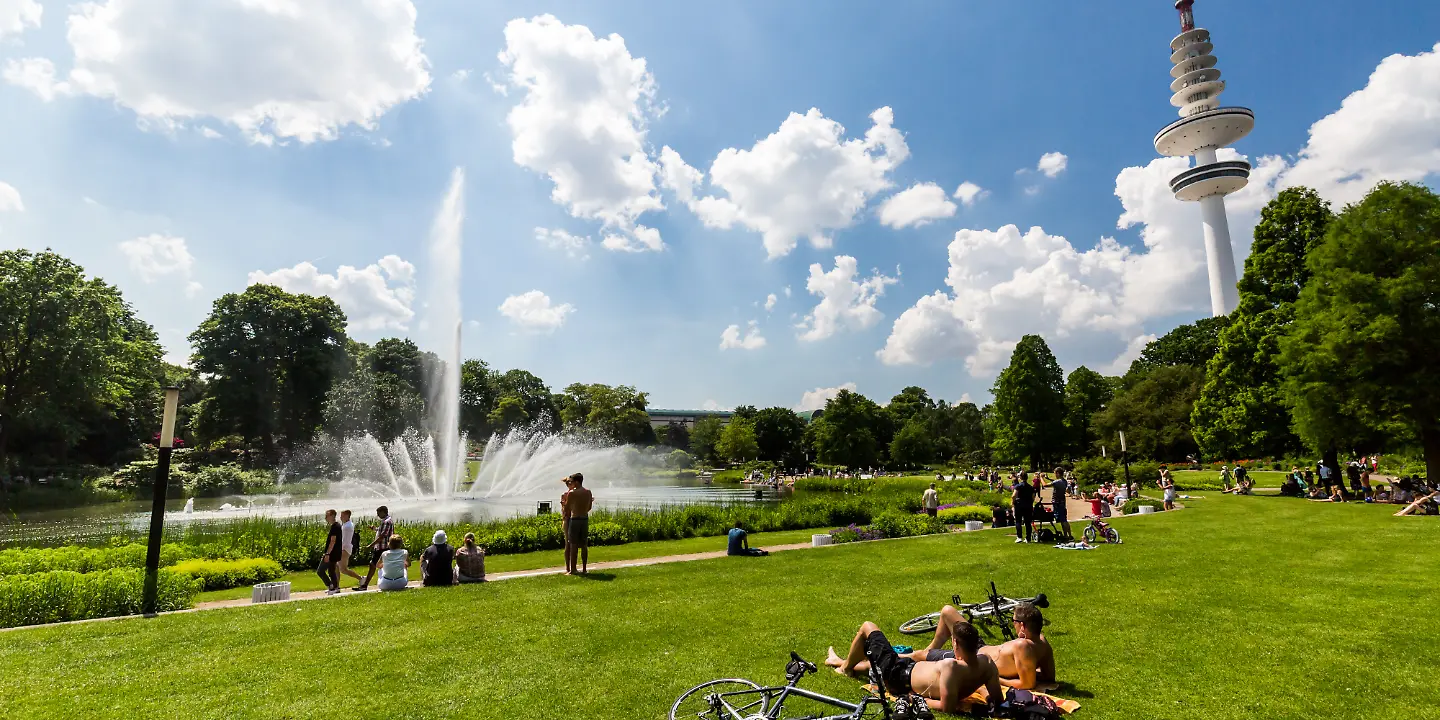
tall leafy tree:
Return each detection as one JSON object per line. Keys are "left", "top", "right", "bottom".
{"left": 752, "top": 407, "right": 806, "bottom": 467}
{"left": 488, "top": 369, "right": 557, "bottom": 434}
{"left": 1091, "top": 365, "right": 1203, "bottom": 461}
{"left": 886, "top": 387, "right": 935, "bottom": 427}
{"left": 323, "top": 338, "right": 431, "bottom": 442}
{"left": 810, "top": 389, "right": 892, "bottom": 469}
{"left": 717, "top": 418, "right": 760, "bottom": 463}
{"left": 459, "top": 359, "right": 497, "bottom": 440}
{"left": 988, "top": 335, "right": 1066, "bottom": 468}
{"left": 557, "top": 383, "right": 654, "bottom": 444}
{"left": 0, "top": 250, "right": 165, "bottom": 473}
{"left": 1279, "top": 182, "right": 1440, "bottom": 480}
{"left": 1063, "top": 366, "right": 1113, "bottom": 459}
{"left": 1193, "top": 187, "right": 1333, "bottom": 459}
{"left": 690, "top": 417, "right": 725, "bottom": 466}
{"left": 1126, "top": 316, "right": 1230, "bottom": 378}
{"left": 656, "top": 422, "right": 690, "bottom": 451}
{"left": 889, "top": 418, "right": 935, "bottom": 468}
{"left": 190, "top": 284, "right": 347, "bottom": 460}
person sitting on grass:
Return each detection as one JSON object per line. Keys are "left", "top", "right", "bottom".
{"left": 421, "top": 530, "right": 456, "bottom": 586}
{"left": 824, "top": 620, "right": 1000, "bottom": 715}
{"left": 377, "top": 535, "right": 410, "bottom": 591}
{"left": 726, "top": 522, "right": 768, "bottom": 557}
{"left": 455, "top": 532, "right": 486, "bottom": 583}
{"left": 894, "top": 603, "right": 1055, "bottom": 690}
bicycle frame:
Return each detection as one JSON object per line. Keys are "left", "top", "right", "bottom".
{"left": 708, "top": 685, "right": 889, "bottom": 720}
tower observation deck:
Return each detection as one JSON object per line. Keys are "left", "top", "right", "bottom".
{"left": 1153, "top": 0, "right": 1254, "bottom": 317}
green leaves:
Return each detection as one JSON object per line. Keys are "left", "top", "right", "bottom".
{"left": 989, "top": 335, "right": 1066, "bottom": 467}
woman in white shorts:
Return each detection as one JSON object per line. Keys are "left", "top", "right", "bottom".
{"left": 378, "top": 535, "right": 410, "bottom": 591}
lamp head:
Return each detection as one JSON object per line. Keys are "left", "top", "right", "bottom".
{"left": 159, "top": 386, "right": 181, "bottom": 448}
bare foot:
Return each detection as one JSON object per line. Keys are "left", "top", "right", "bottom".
{"left": 825, "top": 646, "right": 844, "bottom": 669}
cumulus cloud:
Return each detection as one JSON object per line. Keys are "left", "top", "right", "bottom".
{"left": 0, "top": 181, "right": 22, "bottom": 214}
{"left": 497, "top": 15, "right": 663, "bottom": 252}
{"left": 719, "top": 321, "right": 766, "bottom": 351}
{"left": 660, "top": 107, "right": 909, "bottom": 258}
{"left": 764, "top": 293, "right": 777, "bottom": 312}
{"left": 795, "top": 382, "right": 857, "bottom": 412}
{"left": 3, "top": 0, "right": 430, "bottom": 144}
{"left": 249, "top": 255, "right": 416, "bottom": 332}
{"left": 701, "top": 399, "right": 723, "bottom": 411}
{"left": 1036, "top": 152, "right": 1069, "bottom": 178}
{"left": 1106, "top": 334, "right": 1157, "bottom": 375}
{"left": 498, "top": 290, "right": 574, "bottom": 332}
{"left": 878, "top": 182, "right": 957, "bottom": 229}
{"left": 118, "top": 234, "right": 201, "bottom": 295}
{"left": 0, "top": 0, "right": 41, "bottom": 39}
{"left": 953, "top": 181, "right": 987, "bottom": 207}
{"left": 534, "top": 227, "right": 591, "bottom": 259}
{"left": 797, "top": 256, "right": 898, "bottom": 342}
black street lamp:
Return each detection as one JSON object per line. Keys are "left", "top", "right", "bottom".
{"left": 142, "top": 386, "right": 181, "bottom": 617}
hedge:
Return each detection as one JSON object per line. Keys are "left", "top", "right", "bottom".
{"left": 937, "top": 506, "right": 993, "bottom": 524}
{"left": 170, "top": 558, "right": 285, "bottom": 591}
{"left": 0, "top": 568, "right": 200, "bottom": 628}
{"left": 0, "top": 543, "right": 202, "bottom": 578}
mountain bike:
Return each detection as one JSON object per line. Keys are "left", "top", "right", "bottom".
{"left": 898, "top": 581, "right": 1049, "bottom": 641}
{"left": 670, "top": 651, "right": 912, "bottom": 720}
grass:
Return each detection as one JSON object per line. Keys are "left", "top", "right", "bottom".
{"left": 3, "top": 494, "right": 1438, "bottom": 719}
{"left": 1172, "top": 469, "right": 1288, "bottom": 488}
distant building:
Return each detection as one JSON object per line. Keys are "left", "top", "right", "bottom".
{"left": 647, "top": 409, "right": 735, "bottom": 429}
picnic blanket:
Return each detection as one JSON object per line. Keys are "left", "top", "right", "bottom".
{"left": 862, "top": 683, "right": 1081, "bottom": 715}
{"left": 1053, "top": 541, "right": 1097, "bottom": 550}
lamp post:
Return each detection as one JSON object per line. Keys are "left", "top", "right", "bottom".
{"left": 142, "top": 386, "right": 181, "bottom": 617}
{"left": 1120, "top": 431, "right": 1132, "bottom": 491}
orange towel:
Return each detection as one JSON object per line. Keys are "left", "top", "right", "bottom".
{"left": 863, "top": 684, "right": 1081, "bottom": 715}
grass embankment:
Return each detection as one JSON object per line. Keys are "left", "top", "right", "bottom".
{"left": 5, "top": 494, "right": 1437, "bottom": 719}
{"left": 1172, "top": 469, "right": 1287, "bottom": 488}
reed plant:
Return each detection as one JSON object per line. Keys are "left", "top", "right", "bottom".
{"left": 0, "top": 568, "right": 199, "bottom": 628}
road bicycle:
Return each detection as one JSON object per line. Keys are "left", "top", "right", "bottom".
{"left": 898, "top": 581, "right": 1049, "bottom": 641}
{"left": 670, "top": 651, "right": 915, "bottom": 720}
{"left": 1081, "top": 517, "right": 1121, "bottom": 545}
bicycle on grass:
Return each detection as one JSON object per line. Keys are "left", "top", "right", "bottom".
{"left": 670, "top": 651, "right": 910, "bottom": 720}
{"left": 1081, "top": 517, "right": 1120, "bottom": 544}
{"left": 898, "top": 581, "right": 1049, "bottom": 641}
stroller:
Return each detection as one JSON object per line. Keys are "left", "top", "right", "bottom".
{"left": 1030, "top": 502, "right": 1070, "bottom": 543}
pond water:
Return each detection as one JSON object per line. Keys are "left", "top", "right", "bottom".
{"left": 0, "top": 477, "right": 784, "bottom": 546}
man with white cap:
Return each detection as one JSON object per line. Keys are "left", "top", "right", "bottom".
{"left": 420, "top": 530, "right": 456, "bottom": 587}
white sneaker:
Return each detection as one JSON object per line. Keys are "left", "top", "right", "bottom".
{"left": 1014, "top": 537, "right": 1025, "bottom": 543}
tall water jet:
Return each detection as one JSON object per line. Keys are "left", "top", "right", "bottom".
{"left": 425, "top": 167, "right": 466, "bottom": 498}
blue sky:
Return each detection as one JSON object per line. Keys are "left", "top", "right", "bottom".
{"left": 1, "top": 0, "right": 1438, "bottom": 412}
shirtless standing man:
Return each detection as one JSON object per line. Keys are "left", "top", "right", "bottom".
{"left": 824, "top": 620, "right": 1000, "bottom": 715}
{"left": 563, "top": 472, "right": 593, "bottom": 575}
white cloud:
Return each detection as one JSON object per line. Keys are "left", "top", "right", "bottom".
{"left": 600, "top": 225, "right": 663, "bottom": 253}
{"left": 497, "top": 15, "right": 662, "bottom": 251}
{"left": 0, "top": 0, "right": 40, "bottom": 39}
{"left": 701, "top": 399, "right": 722, "bottom": 411}
{"left": 797, "top": 255, "right": 898, "bottom": 342}
{"left": 764, "top": 293, "right": 777, "bottom": 312}
{"left": 958, "top": 393, "right": 973, "bottom": 405}
{"left": 661, "top": 107, "right": 909, "bottom": 258}
{"left": 118, "top": 234, "right": 202, "bottom": 297}
{"left": 0, "top": 181, "right": 22, "bottom": 213}
{"left": 1037, "top": 152, "right": 1069, "bottom": 178}
{"left": 451, "top": 69, "right": 470, "bottom": 82}
{"left": 249, "top": 255, "right": 416, "bottom": 332}
{"left": 795, "top": 382, "right": 856, "bottom": 412}
{"left": 783, "top": 286, "right": 791, "bottom": 297}
{"left": 1106, "top": 334, "right": 1157, "bottom": 375}
{"left": 719, "top": 321, "right": 766, "bottom": 351}
{"left": 953, "top": 181, "right": 987, "bottom": 207}
{"left": 534, "top": 227, "right": 591, "bottom": 259}
{"left": 4, "top": 0, "right": 430, "bottom": 144}
{"left": 498, "top": 290, "right": 574, "bottom": 332}
{"left": 878, "top": 182, "right": 957, "bottom": 229}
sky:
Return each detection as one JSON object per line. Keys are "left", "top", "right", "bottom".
{"left": 1, "top": 1, "right": 1438, "bottom": 413}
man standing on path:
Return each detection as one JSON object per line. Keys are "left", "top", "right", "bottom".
{"left": 1049, "top": 468, "right": 1071, "bottom": 540}
{"left": 356, "top": 505, "right": 394, "bottom": 591}
{"left": 1012, "top": 472, "right": 1034, "bottom": 544}
{"left": 923, "top": 483, "right": 940, "bottom": 517}
{"left": 563, "top": 472, "right": 594, "bottom": 575}
{"left": 317, "top": 509, "right": 342, "bottom": 595}
{"left": 337, "top": 509, "right": 363, "bottom": 587}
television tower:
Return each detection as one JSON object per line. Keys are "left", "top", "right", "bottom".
{"left": 1154, "top": 0, "right": 1253, "bottom": 316}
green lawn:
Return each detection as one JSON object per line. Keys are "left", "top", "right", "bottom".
{"left": 1172, "top": 469, "right": 1289, "bottom": 487}
{"left": 3, "top": 495, "right": 1437, "bottom": 719}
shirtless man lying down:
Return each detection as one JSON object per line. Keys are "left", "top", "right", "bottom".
{"left": 824, "top": 620, "right": 1001, "bottom": 715}
{"left": 905, "top": 602, "right": 1055, "bottom": 690}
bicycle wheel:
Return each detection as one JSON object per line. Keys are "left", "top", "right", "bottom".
{"left": 899, "top": 612, "right": 941, "bottom": 635}
{"left": 1082, "top": 525, "right": 1097, "bottom": 544}
{"left": 670, "top": 679, "right": 766, "bottom": 720}
{"left": 1104, "top": 526, "right": 1121, "bottom": 544}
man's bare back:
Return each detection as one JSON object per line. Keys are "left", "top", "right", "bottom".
{"left": 910, "top": 654, "right": 1000, "bottom": 710}
{"left": 568, "top": 486, "right": 593, "bottom": 516}
{"left": 979, "top": 634, "right": 1054, "bottom": 689}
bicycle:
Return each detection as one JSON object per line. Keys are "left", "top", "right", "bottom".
{"left": 898, "top": 581, "right": 1049, "bottom": 641}
{"left": 670, "top": 651, "right": 913, "bottom": 720}
{"left": 1081, "top": 517, "right": 1120, "bottom": 544}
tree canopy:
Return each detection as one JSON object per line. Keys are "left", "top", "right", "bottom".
{"left": 1063, "top": 366, "right": 1113, "bottom": 458}
{"left": 988, "top": 335, "right": 1066, "bottom": 467}
{"left": 1092, "top": 365, "right": 1203, "bottom": 462}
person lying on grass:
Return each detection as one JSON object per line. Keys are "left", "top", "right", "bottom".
{"left": 861, "top": 602, "right": 1056, "bottom": 690}
{"left": 825, "top": 620, "right": 1000, "bottom": 715}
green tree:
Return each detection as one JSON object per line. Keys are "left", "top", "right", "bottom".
{"left": 731, "top": 405, "right": 758, "bottom": 421}
{"left": 886, "top": 387, "right": 935, "bottom": 427}
{"left": 690, "top": 417, "right": 725, "bottom": 466}
{"left": 889, "top": 418, "right": 935, "bottom": 468}
{"left": 988, "top": 335, "right": 1066, "bottom": 468}
{"left": 0, "top": 249, "right": 166, "bottom": 474}
{"left": 1091, "top": 365, "right": 1203, "bottom": 461}
{"left": 656, "top": 422, "right": 690, "bottom": 451}
{"left": 488, "top": 369, "right": 557, "bottom": 434}
{"left": 1279, "top": 182, "right": 1440, "bottom": 480}
{"left": 1063, "top": 366, "right": 1113, "bottom": 459}
{"left": 752, "top": 407, "right": 806, "bottom": 467}
{"left": 459, "top": 359, "right": 497, "bottom": 440}
{"left": 323, "top": 338, "right": 431, "bottom": 442}
{"left": 717, "top": 418, "right": 759, "bottom": 463}
{"left": 557, "top": 383, "right": 654, "bottom": 444}
{"left": 1193, "top": 187, "right": 1333, "bottom": 460}
{"left": 810, "top": 389, "right": 892, "bottom": 469}
{"left": 190, "top": 284, "right": 348, "bottom": 460}
{"left": 1127, "top": 316, "right": 1230, "bottom": 378}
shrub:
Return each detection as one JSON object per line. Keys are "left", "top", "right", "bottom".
{"left": 1128, "top": 461, "right": 1162, "bottom": 488}
{"left": 665, "top": 450, "right": 694, "bottom": 470}
{"left": 937, "top": 506, "right": 992, "bottom": 524}
{"left": 0, "top": 568, "right": 200, "bottom": 628}
{"left": 1121, "top": 499, "right": 1161, "bottom": 515}
{"left": 585, "top": 521, "right": 631, "bottom": 546}
{"left": 830, "top": 524, "right": 884, "bottom": 544}
{"left": 169, "top": 558, "right": 285, "bottom": 591}
{"left": 184, "top": 464, "right": 277, "bottom": 496}
{"left": 1074, "top": 457, "right": 1118, "bottom": 489}
{"left": 0, "top": 543, "right": 202, "bottom": 577}
{"left": 869, "top": 510, "right": 947, "bottom": 540}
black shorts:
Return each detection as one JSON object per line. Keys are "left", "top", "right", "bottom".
{"left": 864, "top": 630, "right": 914, "bottom": 695}
{"left": 926, "top": 649, "right": 955, "bottom": 662}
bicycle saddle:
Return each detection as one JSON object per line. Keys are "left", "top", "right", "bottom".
{"left": 1032, "top": 593, "right": 1049, "bottom": 608}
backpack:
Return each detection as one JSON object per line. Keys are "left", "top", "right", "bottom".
{"left": 1001, "top": 689, "right": 1062, "bottom": 720}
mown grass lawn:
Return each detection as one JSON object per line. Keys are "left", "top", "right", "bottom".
{"left": 2, "top": 494, "right": 1436, "bottom": 720}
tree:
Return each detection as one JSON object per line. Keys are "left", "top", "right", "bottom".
{"left": 1063, "top": 366, "right": 1113, "bottom": 459}
{"left": 1279, "top": 182, "right": 1440, "bottom": 481}
{"left": 459, "top": 359, "right": 497, "bottom": 440}
{"left": 0, "top": 250, "right": 166, "bottom": 474}
{"left": 988, "top": 335, "right": 1066, "bottom": 468}
{"left": 557, "top": 383, "right": 654, "bottom": 444}
{"left": 488, "top": 369, "right": 557, "bottom": 434}
{"left": 656, "top": 422, "right": 690, "bottom": 451}
{"left": 752, "top": 407, "right": 806, "bottom": 467}
{"left": 1193, "top": 187, "right": 1333, "bottom": 460}
{"left": 889, "top": 418, "right": 935, "bottom": 468}
{"left": 717, "top": 418, "right": 759, "bottom": 463}
{"left": 886, "top": 387, "right": 935, "bottom": 427}
{"left": 323, "top": 338, "right": 431, "bottom": 442}
{"left": 1091, "top": 365, "right": 1203, "bottom": 461}
{"left": 810, "top": 389, "right": 892, "bottom": 469}
{"left": 190, "top": 284, "right": 347, "bottom": 460}
{"left": 732, "top": 405, "right": 758, "bottom": 421}
{"left": 690, "top": 417, "right": 725, "bottom": 466}
{"left": 1126, "top": 316, "right": 1230, "bottom": 377}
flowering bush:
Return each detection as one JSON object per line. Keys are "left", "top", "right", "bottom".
{"left": 830, "top": 524, "right": 885, "bottom": 544}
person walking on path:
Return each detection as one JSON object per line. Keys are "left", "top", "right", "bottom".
{"left": 337, "top": 509, "right": 363, "bottom": 587}
{"left": 1012, "top": 472, "right": 1034, "bottom": 544}
{"left": 317, "top": 509, "right": 342, "bottom": 595}
{"left": 357, "top": 505, "right": 395, "bottom": 591}
{"left": 923, "top": 483, "right": 940, "bottom": 517}
{"left": 563, "top": 472, "right": 594, "bottom": 575}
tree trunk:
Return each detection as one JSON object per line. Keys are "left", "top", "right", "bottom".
{"left": 1323, "top": 442, "right": 1341, "bottom": 491}
{"left": 1422, "top": 425, "right": 1440, "bottom": 486}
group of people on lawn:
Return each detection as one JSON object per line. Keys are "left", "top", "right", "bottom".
{"left": 824, "top": 602, "right": 1056, "bottom": 715}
